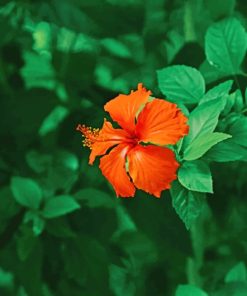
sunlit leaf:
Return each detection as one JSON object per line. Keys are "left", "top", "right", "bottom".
{"left": 157, "top": 65, "right": 205, "bottom": 104}
{"left": 184, "top": 132, "right": 231, "bottom": 161}
{"left": 178, "top": 160, "right": 213, "bottom": 193}
{"left": 205, "top": 18, "right": 247, "bottom": 75}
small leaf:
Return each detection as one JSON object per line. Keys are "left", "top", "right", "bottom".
{"left": 183, "top": 98, "right": 225, "bottom": 147}
{"left": 109, "top": 264, "right": 136, "bottom": 296}
{"left": 17, "top": 227, "right": 37, "bottom": 261}
{"left": 39, "top": 106, "right": 69, "bottom": 136}
{"left": 178, "top": 160, "right": 213, "bottom": 193}
{"left": 225, "top": 262, "right": 247, "bottom": 283}
{"left": 184, "top": 132, "right": 231, "bottom": 161}
{"left": 24, "top": 211, "right": 46, "bottom": 236}
{"left": 42, "top": 195, "right": 80, "bottom": 219}
{"left": 74, "top": 188, "right": 115, "bottom": 208}
{"left": 101, "top": 38, "right": 131, "bottom": 58}
{"left": 157, "top": 65, "right": 205, "bottom": 104}
{"left": 176, "top": 284, "right": 208, "bottom": 296}
{"left": 170, "top": 181, "right": 205, "bottom": 230}
{"left": 205, "top": 18, "right": 247, "bottom": 75}
{"left": 11, "top": 177, "right": 42, "bottom": 210}
{"left": 229, "top": 115, "right": 247, "bottom": 147}
{"left": 200, "top": 80, "right": 233, "bottom": 104}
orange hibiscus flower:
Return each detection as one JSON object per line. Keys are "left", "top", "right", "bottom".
{"left": 76, "top": 83, "right": 189, "bottom": 198}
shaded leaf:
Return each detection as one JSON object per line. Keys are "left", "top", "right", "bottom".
{"left": 225, "top": 262, "right": 247, "bottom": 283}
{"left": 74, "top": 188, "right": 115, "bottom": 208}
{"left": 176, "top": 284, "right": 208, "bottom": 296}
{"left": 42, "top": 195, "right": 80, "bottom": 219}
{"left": 11, "top": 177, "right": 42, "bottom": 210}
{"left": 205, "top": 138, "right": 247, "bottom": 162}
{"left": 170, "top": 181, "right": 205, "bottom": 229}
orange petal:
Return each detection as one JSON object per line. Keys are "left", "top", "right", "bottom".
{"left": 104, "top": 83, "right": 151, "bottom": 134}
{"left": 136, "top": 99, "right": 189, "bottom": 145}
{"left": 78, "top": 120, "right": 131, "bottom": 165}
{"left": 99, "top": 144, "right": 135, "bottom": 198}
{"left": 128, "top": 145, "right": 179, "bottom": 197}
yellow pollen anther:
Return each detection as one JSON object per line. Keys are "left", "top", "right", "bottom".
{"left": 76, "top": 124, "right": 100, "bottom": 149}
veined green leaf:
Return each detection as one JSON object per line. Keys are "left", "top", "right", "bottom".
{"left": 205, "top": 18, "right": 247, "bottom": 75}
{"left": 157, "top": 65, "right": 205, "bottom": 104}
{"left": 178, "top": 160, "right": 213, "bottom": 193}
{"left": 11, "top": 177, "right": 43, "bottom": 210}
{"left": 205, "top": 139, "right": 247, "bottom": 162}
{"left": 184, "top": 132, "right": 231, "bottom": 161}
{"left": 200, "top": 80, "right": 233, "bottom": 104}
{"left": 170, "top": 181, "right": 205, "bottom": 230}
{"left": 42, "top": 195, "right": 80, "bottom": 219}
{"left": 183, "top": 98, "right": 225, "bottom": 148}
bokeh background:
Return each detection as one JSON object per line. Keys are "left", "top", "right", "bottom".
{"left": 0, "top": 0, "right": 247, "bottom": 295}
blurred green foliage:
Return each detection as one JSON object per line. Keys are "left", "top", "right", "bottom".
{"left": 0, "top": 0, "right": 247, "bottom": 295}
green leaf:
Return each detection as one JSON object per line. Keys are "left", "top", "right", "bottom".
{"left": 225, "top": 262, "right": 247, "bottom": 283}
{"left": 184, "top": 132, "right": 231, "bottom": 161}
{"left": 205, "top": 139, "right": 247, "bottom": 162}
{"left": 157, "top": 65, "right": 205, "bottom": 104}
{"left": 10, "top": 177, "right": 43, "bottom": 210}
{"left": 101, "top": 38, "right": 131, "bottom": 58}
{"left": 42, "top": 195, "right": 80, "bottom": 219}
{"left": 178, "top": 160, "right": 213, "bottom": 193}
{"left": 176, "top": 284, "right": 208, "bottom": 296}
{"left": 183, "top": 99, "right": 225, "bottom": 147}
{"left": 24, "top": 211, "right": 46, "bottom": 236}
{"left": 39, "top": 106, "right": 69, "bottom": 136}
{"left": 21, "top": 51, "right": 56, "bottom": 90}
{"left": 205, "top": 18, "right": 247, "bottom": 75}
{"left": 170, "top": 181, "right": 205, "bottom": 230}
{"left": 74, "top": 188, "right": 115, "bottom": 208}
{"left": 200, "top": 80, "right": 233, "bottom": 104}
{"left": 17, "top": 227, "right": 37, "bottom": 261}
{"left": 229, "top": 116, "right": 247, "bottom": 147}
{"left": 109, "top": 264, "right": 135, "bottom": 296}
{"left": 199, "top": 60, "right": 224, "bottom": 84}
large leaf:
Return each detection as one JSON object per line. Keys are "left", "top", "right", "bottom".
{"left": 176, "top": 284, "right": 208, "bottom": 296}
{"left": 157, "top": 65, "right": 205, "bottom": 104}
{"left": 178, "top": 160, "right": 213, "bottom": 193}
{"left": 205, "top": 139, "right": 247, "bottom": 162}
{"left": 183, "top": 132, "right": 231, "bottom": 161}
{"left": 42, "top": 195, "right": 80, "bottom": 219}
{"left": 183, "top": 98, "right": 225, "bottom": 147}
{"left": 11, "top": 177, "right": 43, "bottom": 210}
{"left": 205, "top": 18, "right": 247, "bottom": 75}
{"left": 170, "top": 181, "right": 205, "bottom": 229}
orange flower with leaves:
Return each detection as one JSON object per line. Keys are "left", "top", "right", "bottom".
{"left": 77, "top": 83, "right": 189, "bottom": 198}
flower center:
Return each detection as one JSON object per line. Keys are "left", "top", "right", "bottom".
{"left": 76, "top": 124, "right": 100, "bottom": 149}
